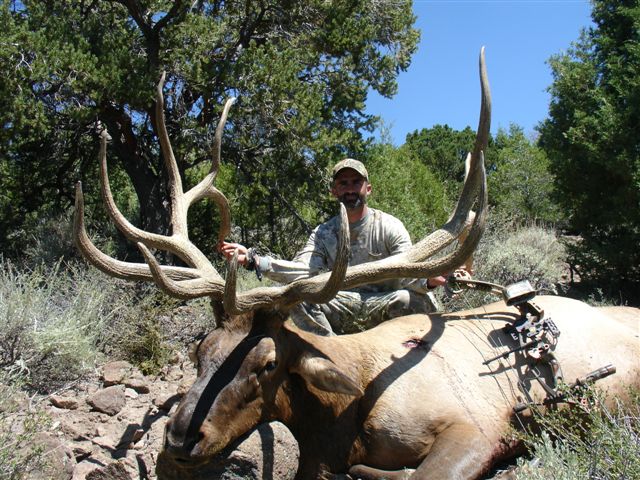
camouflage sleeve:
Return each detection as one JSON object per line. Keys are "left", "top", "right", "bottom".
{"left": 259, "top": 226, "right": 329, "bottom": 284}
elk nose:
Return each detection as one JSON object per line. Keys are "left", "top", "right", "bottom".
{"left": 163, "top": 419, "right": 203, "bottom": 461}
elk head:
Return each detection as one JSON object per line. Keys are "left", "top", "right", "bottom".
{"left": 74, "top": 49, "right": 491, "bottom": 468}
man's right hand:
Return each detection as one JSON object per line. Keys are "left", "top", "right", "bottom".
{"left": 219, "top": 242, "right": 249, "bottom": 266}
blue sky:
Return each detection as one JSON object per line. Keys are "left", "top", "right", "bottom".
{"left": 366, "top": 0, "right": 594, "bottom": 144}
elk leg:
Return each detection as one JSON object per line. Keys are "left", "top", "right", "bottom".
{"left": 410, "top": 423, "right": 491, "bottom": 480}
{"left": 348, "top": 464, "right": 411, "bottom": 479}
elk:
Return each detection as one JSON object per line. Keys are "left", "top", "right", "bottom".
{"left": 74, "top": 49, "right": 640, "bottom": 479}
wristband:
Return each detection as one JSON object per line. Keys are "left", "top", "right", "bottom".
{"left": 245, "top": 247, "right": 263, "bottom": 281}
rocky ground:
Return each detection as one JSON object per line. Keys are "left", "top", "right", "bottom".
{"left": 14, "top": 358, "right": 299, "bottom": 480}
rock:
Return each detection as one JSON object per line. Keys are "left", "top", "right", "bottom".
{"left": 156, "top": 421, "right": 299, "bottom": 480}
{"left": 86, "top": 461, "right": 133, "bottom": 480}
{"left": 50, "top": 395, "right": 80, "bottom": 410}
{"left": 152, "top": 391, "right": 180, "bottom": 411}
{"left": 121, "top": 451, "right": 152, "bottom": 478}
{"left": 124, "top": 377, "right": 150, "bottom": 394}
{"left": 168, "top": 351, "right": 183, "bottom": 365}
{"left": 102, "top": 361, "right": 135, "bottom": 387}
{"left": 73, "top": 460, "right": 106, "bottom": 480}
{"left": 163, "top": 366, "right": 185, "bottom": 382}
{"left": 176, "top": 379, "right": 192, "bottom": 397}
{"left": 70, "top": 443, "right": 93, "bottom": 462}
{"left": 91, "top": 435, "right": 117, "bottom": 449}
{"left": 124, "top": 388, "right": 139, "bottom": 399}
{"left": 87, "top": 385, "right": 126, "bottom": 416}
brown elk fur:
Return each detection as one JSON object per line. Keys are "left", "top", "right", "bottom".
{"left": 163, "top": 296, "right": 639, "bottom": 479}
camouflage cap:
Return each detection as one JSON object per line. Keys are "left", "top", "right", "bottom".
{"left": 332, "top": 158, "right": 369, "bottom": 181}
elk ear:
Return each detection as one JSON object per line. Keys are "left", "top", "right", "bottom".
{"left": 292, "top": 354, "right": 363, "bottom": 397}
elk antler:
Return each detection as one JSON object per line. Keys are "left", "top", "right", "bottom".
{"left": 74, "top": 72, "right": 350, "bottom": 306}
{"left": 75, "top": 48, "right": 489, "bottom": 313}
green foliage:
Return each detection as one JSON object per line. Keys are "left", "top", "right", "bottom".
{"left": 1, "top": 0, "right": 419, "bottom": 261}
{"left": 404, "top": 124, "right": 478, "bottom": 192}
{"left": 364, "top": 141, "right": 449, "bottom": 241}
{"left": 405, "top": 124, "right": 561, "bottom": 226}
{"left": 538, "top": 0, "right": 640, "bottom": 288}
{"left": 516, "top": 387, "right": 640, "bottom": 479}
{"left": 0, "top": 258, "right": 195, "bottom": 390}
{"left": 0, "top": 260, "right": 110, "bottom": 390}
{"left": 489, "top": 126, "right": 561, "bottom": 224}
{"left": 100, "top": 289, "right": 182, "bottom": 376}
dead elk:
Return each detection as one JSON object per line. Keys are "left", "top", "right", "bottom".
{"left": 74, "top": 50, "right": 640, "bottom": 480}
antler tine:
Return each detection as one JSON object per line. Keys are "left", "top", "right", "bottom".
{"left": 279, "top": 203, "right": 350, "bottom": 306}
{"left": 73, "top": 182, "right": 199, "bottom": 281}
{"left": 473, "top": 46, "right": 491, "bottom": 164}
{"left": 184, "top": 97, "right": 236, "bottom": 244}
{"left": 155, "top": 71, "right": 186, "bottom": 236}
{"left": 137, "top": 242, "right": 224, "bottom": 299}
{"left": 97, "top": 128, "right": 172, "bottom": 251}
{"left": 223, "top": 251, "right": 241, "bottom": 315}
{"left": 337, "top": 152, "right": 486, "bottom": 288}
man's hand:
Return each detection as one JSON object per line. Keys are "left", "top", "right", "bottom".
{"left": 219, "top": 242, "right": 249, "bottom": 266}
{"left": 426, "top": 276, "right": 447, "bottom": 289}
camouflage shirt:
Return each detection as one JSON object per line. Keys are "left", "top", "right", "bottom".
{"left": 259, "top": 208, "right": 429, "bottom": 293}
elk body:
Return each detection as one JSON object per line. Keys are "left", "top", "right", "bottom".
{"left": 163, "top": 297, "right": 639, "bottom": 479}
{"left": 74, "top": 49, "right": 640, "bottom": 479}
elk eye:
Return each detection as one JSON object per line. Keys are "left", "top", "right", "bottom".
{"left": 262, "top": 360, "right": 277, "bottom": 374}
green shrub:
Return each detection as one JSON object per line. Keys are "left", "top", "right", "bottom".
{"left": 0, "top": 258, "right": 204, "bottom": 389}
{"left": 0, "top": 260, "right": 114, "bottom": 390}
{"left": 516, "top": 387, "right": 640, "bottom": 479}
{"left": 99, "top": 288, "right": 181, "bottom": 376}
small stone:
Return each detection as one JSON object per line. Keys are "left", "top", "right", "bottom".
{"left": 124, "top": 388, "right": 139, "bottom": 399}
{"left": 50, "top": 395, "right": 80, "bottom": 410}
{"left": 176, "top": 379, "right": 192, "bottom": 397}
{"left": 86, "top": 461, "right": 133, "bottom": 480}
{"left": 168, "top": 351, "right": 182, "bottom": 365}
{"left": 102, "top": 361, "right": 134, "bottom": 387}
{"left": 92, "top": 435, "right": 117, "bottom": 449}
{"left": 73, "top": 461, "right": 104, "bottom": 480}
{"left": 153, "top": 392, "right": 179, "bottom": 411}
{"left": 87, "top": 385, "right": 126, "bottom": 416}
{"left": 132, "top": 428, "right": 145, "bottom": 443}
{"left": 71, "top": 444, "right": 93, "bottom": 462}
{"left": 124, "top": 377, "right": 149, "bottom": 394}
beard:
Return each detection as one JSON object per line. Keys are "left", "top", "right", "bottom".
{"left": 338, "top": 192, "right": 366, "bottom": 210}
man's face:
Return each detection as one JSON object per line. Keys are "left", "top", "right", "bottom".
{"left": 330, "top": 168, "right": 371, "bottom": 209}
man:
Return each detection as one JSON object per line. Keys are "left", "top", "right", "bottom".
{"left": 220, "top": 158, "right": 446, "bottom": 335}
